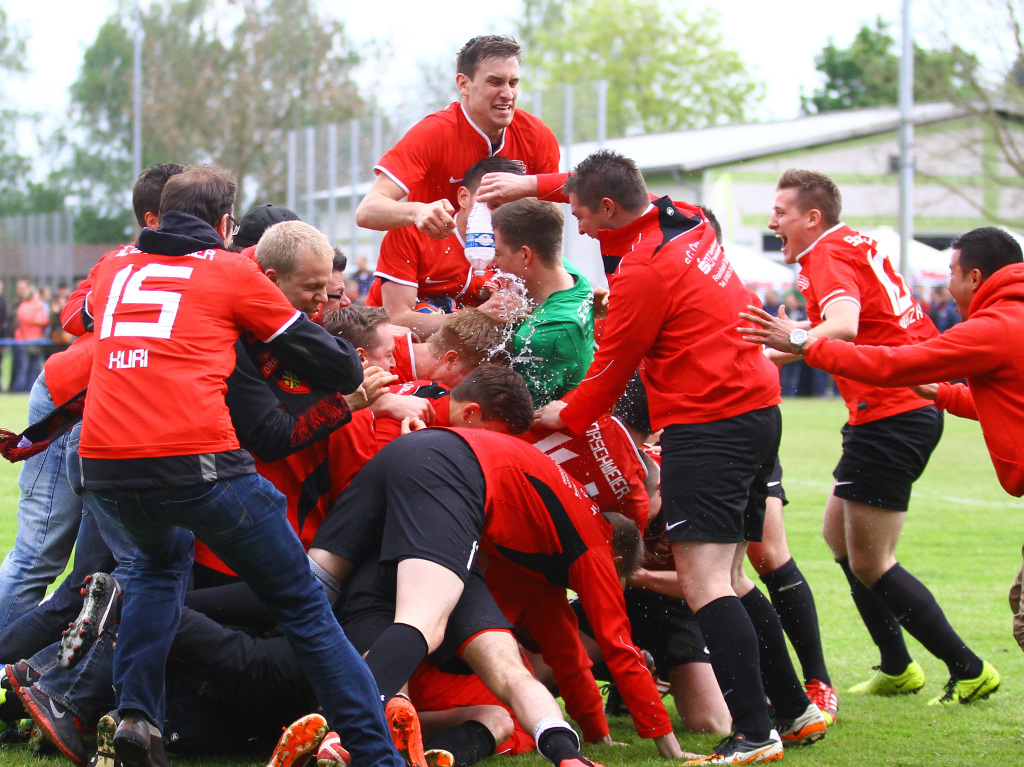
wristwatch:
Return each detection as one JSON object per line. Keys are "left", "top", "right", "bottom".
{"left": 789, "top": 328, "right": 809, "bottom": 354}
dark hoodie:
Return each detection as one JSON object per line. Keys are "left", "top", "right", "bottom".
{"left": 805, "top": 262, "right": 1024, "bottom": 496}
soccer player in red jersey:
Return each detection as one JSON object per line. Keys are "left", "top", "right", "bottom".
{"left": 364, "top": 157, "right": 525, "bottom": 339}
{"left": 77, "top": 165, "right": 402, "bottom": 767}
{"left": 534, "top": 151, "right": 824, "bottom": 765}
{"left": 741, "top": 200, "right": 1003, "bottom": 705}
{"left": 389, "top": 309, "right": 506, "bottom": 386}
{"left": 356, "top": 36, "right": 559, "bottom": 240}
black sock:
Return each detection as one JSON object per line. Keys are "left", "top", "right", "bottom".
{"left": 872, "top": 564, "right": 983, "bottom": 679}
{"left": 363, "top": 623, "right": 428, "bottom": 700}
{"left": 695, "top": 596, "right": 773, "bottom": 741}
{"left": 740, "top": 586, "right": 809, "bottom": 719}
{"left": 426, "top": 721, "right": 496, "bottom": 767}
{"left": 535, "top": 723, "right": 587, "bottom": 765}
{"left": 836, "top": 556, "right": 912, "bottom": 675}
{"left": 762, "top": 558, "right": 831, "bottom": 685}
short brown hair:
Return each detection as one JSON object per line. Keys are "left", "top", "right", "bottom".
{"left": 427, "top": 309, "right": 509, "bottom": 368}
{"left": 776, "top": 169, "right": 842, "bottom": 228}
{"left": 564, "top": 150, "right": 648, "bottom": 214}
{"left": 255, "top": 221, "right": 333, "bottom": 278}
{"left": 456, "top": 36, "right": 521, "bottom": 79}
{"left": 462, "top": 157, "right": 524, "bottom": 195}
{"left": 159, "top": 164, "right": 237, "bottom": 228}
{"left": 133, "top": 163, "right": 185, "bottom": 227}
{"left": 492, "top": 198, "right": 564, "bottom": 267}
{"left": 320, "top": 305, "right": 390, "bottom": 352}
{"left": 449, "top": 364, "right": 533, "bottom": 434}
{"left": 604, "top": 511, "right": 642, "bottom": 577}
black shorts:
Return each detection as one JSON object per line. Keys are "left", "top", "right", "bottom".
{"left": 659, "top": 405, "right": 782, "bottom": 544}
{"left": 767, "top": 458, "right": 788, "bottom": 505}
{"left": 833, "top": 406, "right": 943, "bottom": 512}
{"left": 337, "top": 556, "right": 511, "bottom": 670}
{"left": 571, "top": 591, "right": 708, "bottom": 672}
{"left": 311, "top": 429, "right": 486, "bottom": 581}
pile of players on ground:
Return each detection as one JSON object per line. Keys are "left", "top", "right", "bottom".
{"left": 0, "top": 33, "right": 1016, "bottom": 767}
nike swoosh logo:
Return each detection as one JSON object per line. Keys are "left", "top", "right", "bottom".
{"left": 664, "top": 519, "right": 688, "bottom": 531}
{"left": 835, "top": 481, "right": 853, "bottom": 486}
{"left": 767, "top": 481, "right": 781, "bottom": 487}
{"left": 777, "top": 581, "right": 805, "bottom": 592}
{"left": 449, "top": 176, "right": 463, "bottom": 184}
{"left": 423, "top": 277, "right": 448, "bottom": 284}
{"left": 49, "top": 699, "right": 66, "bottom": 719}
{"left": 736, "top": 746, "right": 778, "bottom": 764}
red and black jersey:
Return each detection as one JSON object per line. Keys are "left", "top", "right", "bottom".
{"left": 560, "top": 198, "right": 781, "bottom": 434}
{"left": 374, "top": 381, "right": 451, "bottom": 449}
{"left": 522, "top": 414, "right": 649, "bottom": 531}
{"left": 797, "top": 224, "right": 939, "bottom": 424}
{"left": 449, "top": 428, "right": 672, "bottom": 740}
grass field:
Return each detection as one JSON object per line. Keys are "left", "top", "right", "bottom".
{"left": 0, "top": 393, "right": 1020, "bottom": 766}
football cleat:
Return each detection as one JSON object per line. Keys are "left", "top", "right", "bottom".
{"left": 92, "top": 711, "right": 123, "bottom": 767}
{"left": 775, "top": 702, "right": 827, "bottom": 747}
{"left": 18, "top": 685, "right": 88, "bottom": 766}
{"left": 315, "top": 731, "right": 350, "bottom": 767}
{"left": 60, "top": 572, "right": 120, "bottom": 670}
{"left": 424, "top": 749, "right": 454, "bottom": 767}
{"left": 848, "top": 661, "right": 924, "bottom": 696}
{"left": 681, "top": 731, "right": 784, "bottom": 765}
{"left": 928, "top": 661, "right": 1000, "bottom": 705}
{"left": 803, "top": 680, "right": 838, "bottom": 726}
{"left": 386, "top": 695, "right": 427, "bottom": 767}
{"left": 267, "top": 714, "right": 329, "bottom": 767}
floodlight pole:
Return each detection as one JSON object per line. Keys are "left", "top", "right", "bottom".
{"left": 132, "top": 2, "right": 143, "bottom": 181}
{"left": 898, "top": 0, "right": 914, "bottom": 277}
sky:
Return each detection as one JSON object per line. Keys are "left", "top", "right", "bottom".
{"left": 3, "top": 0, "right": 978, "bottom": 172}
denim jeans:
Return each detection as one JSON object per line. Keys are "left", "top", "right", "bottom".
{"left": 0, "top": 373, "right": 84, "bottom": 629}
{"left": 89, "top": 473, "right": 401, "bottom": 767}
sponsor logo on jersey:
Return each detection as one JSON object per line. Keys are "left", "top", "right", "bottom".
{"left": 278, "top": 371, "right": 310, "bottom": 394}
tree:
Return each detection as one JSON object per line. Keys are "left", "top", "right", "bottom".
{"left": 517, "top": 0, "right": 763, "bottom": 138}
{"left": 61, "top": 0, "right": 365, "bottom": 241}
{"left": 803, "top": 17, "right": 979, "bottom": 114}
{"left": 0, "top": 8, "right": 37, "bottom": 216}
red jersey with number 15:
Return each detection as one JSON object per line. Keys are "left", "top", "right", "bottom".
{"left": 81, "top": 246, "right": 301, "bottom": 459}
{"left": 797, "top": 224, "right": 938, "bottom": 425}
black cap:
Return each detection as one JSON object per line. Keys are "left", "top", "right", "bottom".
{"left": 232, "top": 204, "right": 300, "bottom": 249}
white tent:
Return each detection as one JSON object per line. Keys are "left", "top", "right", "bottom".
{"left": 866, "top": 226, "right": 949, "bottom": 287}
{"left": 722, "top": 242, "right": 796, "bottom": 294}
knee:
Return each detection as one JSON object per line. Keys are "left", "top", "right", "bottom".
{"left": 475, "top": 708, "right": 515, "bottom": 745}
{"left": 847, "top": 553, "right": 885, "bottom": 588}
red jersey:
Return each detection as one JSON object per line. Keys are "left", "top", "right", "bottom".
{"left": 375, "top": 101, "right": 559, "bottom": 211}
{"left": 522, "top": 414, "right": 649, "bottom": 531}
{"left": 196, "top": 409, "right": 377, "bottom": 575}
{"left": 560, "top": 198, "right": 781, "bottom": 433}
{"left": 373, "top": 381, "right": 451, "bottom": 449}
{"left": 450, "top": 428, "right": 672, "bottom": 740}
{"left": 797, "top": 224, "right": 939, "bottom": 424}
{"left": 366, "top": 229, "right": 489, "bottom": 308}
{"left": 80, "top": 245, "right": 300, "bottom": 460}
{"left": 392, "top": 330, "right": 417, "bottom": 383}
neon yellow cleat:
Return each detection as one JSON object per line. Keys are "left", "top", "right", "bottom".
{"left": 928, "top": 661, "right": 1000, "bottom": 705}
{"left": 848, "top": 661, "right": 925, "bottom": 696}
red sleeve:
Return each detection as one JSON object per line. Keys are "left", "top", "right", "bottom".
{"left": 512, "top": 582, "right": 609, "bottom": 742}
{"left": 560, "top": 262, "right": 668, "bottom": 434}
{"left": 807, "top": 244, "right": 863, "bottom": 317}
{"left": 935, "top": 382, "right": 978, "bottom": 420}
{"left": 375, "top": 112, "right": 449, "bottom": 195}
{"left": 535, "top": 173, "right": 568, "bottom": 202}
{"left": 231, "top": 257, "right": 303, "bottom": 341}
{"left": 569, "top": 550, "right": 673, "bottom": 739}
{"left": 804, "top": 312, "right": 1007, "bottom": 389}
{"left": 375, "top": 227, "right": 423, "bottom": 287}
{"left": 64, "top": 250, "right": 117, "bottom": 335}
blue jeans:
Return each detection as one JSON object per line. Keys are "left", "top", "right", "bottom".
{"left": 88, "top": 473, "right": 401, "bottom": 767}
{"left": 0, "top": 373, "right": 84, "bottom": 629}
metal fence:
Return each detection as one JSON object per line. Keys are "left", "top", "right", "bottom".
{"left": 0, "top": 213, "right": 76, "bottom": 289}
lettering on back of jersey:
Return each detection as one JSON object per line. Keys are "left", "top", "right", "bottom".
{"left": 108, "top": 349, "right": 149, "bottom": 369}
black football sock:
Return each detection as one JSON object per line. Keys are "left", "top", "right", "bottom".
{"left": 837, "top": 556, "right": 913, "bottom": 675}
{"left": 363, "top": 622, "right": 428, "bottom": 700}
{"left": 762, "top": 557, "right": 831, "bottom": 685}
{"left": 695, "top": 596, "right": 773, "bottom": 741}
{"left": 740, "top": 586, "right": 810, "bottom": 719}
{"left": 426, "top": 720, "right": 497, "bottom": 767}
{"left": 872, "top": 563, "right": 983, "bottom": 679}
{"left": 534, "top": 719, "right": 588, "bottom": 765}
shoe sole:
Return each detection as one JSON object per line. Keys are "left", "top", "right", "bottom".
{"left": 60, "top": 573, "right": 118, "bottom": 670}
{"left": 94, "top": 715, "right": 121, "bottom": 767}
{"left": 781, "top": 723, "right": 827, "bottom": 747}
{"left": 387, "top": 699, "right": 427, "bottom": 767}
{"left": 267, "top": 715, "right": 328, "bottom": 767}
{"left": 18, "top": 688, "right": 86, "bottom": 766}
{"left": 113, "top": 732, "right": 151, "bottom": 767}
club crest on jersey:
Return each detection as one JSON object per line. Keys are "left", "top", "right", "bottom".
{"left": 278, "top": 371, "right": 310, "bottom": 394}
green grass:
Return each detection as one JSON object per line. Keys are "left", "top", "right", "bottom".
{"left": 0, "top": 394, "right": 1021, "bottom": 766}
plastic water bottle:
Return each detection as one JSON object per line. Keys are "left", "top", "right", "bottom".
{"left": 465, "top": 202, "right": 495, "bottom": 275}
